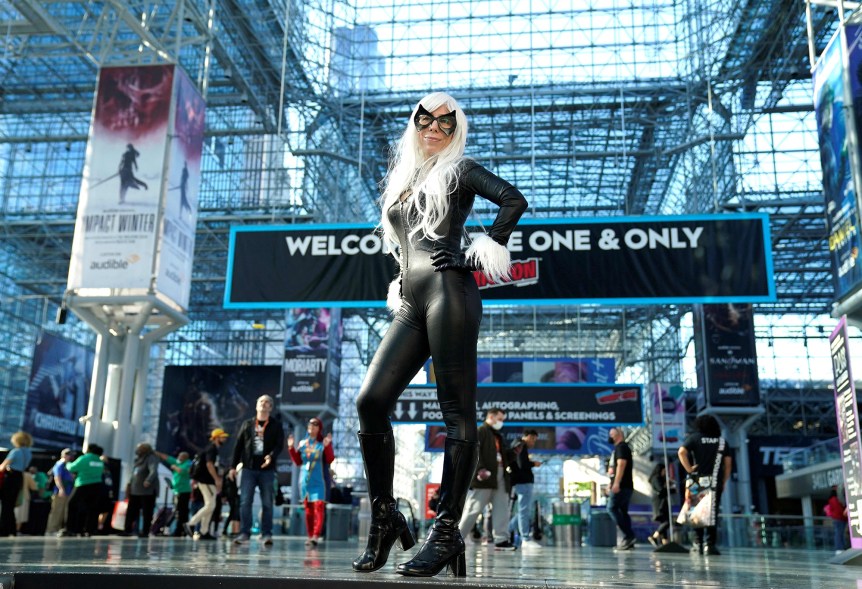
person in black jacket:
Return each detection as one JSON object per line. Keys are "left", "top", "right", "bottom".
{"left": 607, "top": 426, "right": 636, "bottom": 550}
{"left": 457, "top": 408, "right": 515, "bottom": 550}
{"left": 647, "top": 463, "right": 674, "bottom": 546}
{"left": 352, "top": 92, "right": 527, "bottom": 578}
{"left": 227, "top": 395, "right": 284, "bottom": 545}
{"left": 507, "top": 429, "right": 542, "bottom": 548}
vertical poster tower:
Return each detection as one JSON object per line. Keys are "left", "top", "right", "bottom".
{"left": 64, "top": 64, "right": 205, "bottom": 480}
{"left": 829, "top": 316, "right": 862, "bottom": 565}
{"left": 692, "top": 303, "right": 765, "bottom": 548}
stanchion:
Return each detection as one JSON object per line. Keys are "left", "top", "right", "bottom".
{"left": 653, "top": 384, "right": 688, "bottom": 554}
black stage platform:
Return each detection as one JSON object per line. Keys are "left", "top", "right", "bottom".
{"left": 0, "top": 535, "right": 859, "bottom": 589}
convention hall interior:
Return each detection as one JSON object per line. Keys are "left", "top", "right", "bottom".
{"left": 0, "top": 0, "right": 860, "bottom": 587}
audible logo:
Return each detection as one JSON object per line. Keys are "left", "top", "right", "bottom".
{"left": 89, "top": 255, "right": 140, "bottom": 270}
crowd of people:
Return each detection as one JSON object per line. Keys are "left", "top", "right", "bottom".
{"left": 0, "top": 393, "right": 340, "bottom": 543}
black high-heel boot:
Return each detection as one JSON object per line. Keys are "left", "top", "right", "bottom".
{"left": 396, "top": 438, "right": 479, "bottom": 578}
{"left": 353, "top": 431, "right": 416, "bottom": 572}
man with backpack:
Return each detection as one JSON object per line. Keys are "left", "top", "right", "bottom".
{"left": 183, "top": 428, "right": 229, "bottom": 540}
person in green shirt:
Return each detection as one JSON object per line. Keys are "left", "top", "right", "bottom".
{"left": 32, "top": 467, "right": 51, "bottom": 501}
{"left": 66, "top": 444, "right": 106, "bottom": 536}
{"left": 156, "top": 450, "right": 192, "bottom": 536}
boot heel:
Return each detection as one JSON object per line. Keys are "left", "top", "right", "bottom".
{"left": 398, "top": 526, "right": 416, "bottom": 550}
{"left": 447, "top": 552, "right": 466, "bottom": 577}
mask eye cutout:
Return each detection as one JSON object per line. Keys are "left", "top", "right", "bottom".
{"left": 414, "top": 104, "right": 458, "bottom": 136}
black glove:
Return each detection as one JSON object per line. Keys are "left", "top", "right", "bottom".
{"left": 430, "top": 248, "right": 475, "bottom": 272}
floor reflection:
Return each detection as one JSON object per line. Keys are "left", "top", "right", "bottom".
{"left": 0, "top": 536, "right": 860, "bottom": 588}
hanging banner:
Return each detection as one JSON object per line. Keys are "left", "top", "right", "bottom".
{"left": 67, "top": 65, "right": 174, "bottom": 291}
{"left": 224, "top": 214, "right": 775, "bottom": 309}
{"left": 154, "top": 68, "right": 205, "bottom": 309}
{"left": 428, "top": 358, "right": 615, "bottom": 385}
{"left": 22, "top": 332, "right": 95, "bottom": 450}
{"left": 651, "top": 383, "right": 686, "bottom": 450}
{"left": 426, "top": 424, "right": 616, "bottom": 456}
{"left": 815, "top": 28, "right": 862, "bottom": 302}
{"left": 472, "top": 357, "right": 615, "bottom": 384}
{"left": 281, "top": 308, "right": 343, "bottom": 409}
{"left": 391, "top": 383, "right": 644, "bottom": 426}
{"left": 694, "top": 303, "right": 761, "bottom": 407}
{"left": 830, "top": 316, "right": 862, "bottom": 549}
{"left": 66, "top": 64, "right": 205, "bottom": 311}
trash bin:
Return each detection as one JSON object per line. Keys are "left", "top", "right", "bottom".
{"left": 326, "top": 504, "right": 352, "bottom": 541}
{"left": 589, "top": 510, "right": 617, "bottom": 547}
{"left": 288, "top": 504, "right": 306, "bottom": 536}
{"left": 552, "top": 501, "right": 582, "bottom": 547}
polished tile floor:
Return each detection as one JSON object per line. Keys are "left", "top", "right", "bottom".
{"left": 1, "top": 535, "right": 861, "bottom": 588}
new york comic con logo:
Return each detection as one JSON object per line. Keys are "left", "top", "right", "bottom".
{"left": 473, "top": 258, "right": 539, "bottom": 289}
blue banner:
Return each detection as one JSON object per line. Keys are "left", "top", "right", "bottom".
{"left": 393, "top": 383, "right": 644, "bottom": 426}
{"left": 23, "top": 332, "right": 94, "bottom": 450}
{"left": 815, "top": 28, "right": 862, "bottom": 300}
{"left": 426, "top": 424, "right": 615, "bottom": 455}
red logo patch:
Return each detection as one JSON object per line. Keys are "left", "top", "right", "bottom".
{"left": 473, "top": 258, "right": 540, "bottom": 289}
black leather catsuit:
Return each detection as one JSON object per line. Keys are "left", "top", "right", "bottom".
{"left": 357, "top": 159, "right": 527, "bottom": 441}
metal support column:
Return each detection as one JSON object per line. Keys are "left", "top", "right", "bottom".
{"left": 66, "top": 293, "right": 188, "bottom": 488}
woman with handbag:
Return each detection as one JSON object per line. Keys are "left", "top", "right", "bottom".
{"left": 677, "top": 415, "right": 733, "bottom": 556}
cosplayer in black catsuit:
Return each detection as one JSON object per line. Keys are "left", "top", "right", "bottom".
{"left": 353, "top": 92, "right": 527, "bottom": 578}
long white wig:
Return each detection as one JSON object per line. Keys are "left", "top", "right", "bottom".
{"left": 379, "top": 92, "right": 469, "bottom": 252}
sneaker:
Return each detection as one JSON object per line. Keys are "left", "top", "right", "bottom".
{"left": 521, "top": 539, "right": 543, "bottom": 549}
{"left": 494, "top": 540, "right": 517, "bottom": 550}
{"left": 647, "top": 535, "right": 660, "bottom": 547}
{"left": 262, "top": 536, "right": 273, "bottom": 546}
{"left": 690, "top": 542, "right": 703, "bottom": 555}
{"left": 703, "top": 545, "right": 721, "bottom": 556}
{"left": 198, "top": 533, "right": 217, "bottom": 541}
{"left": 614, "top": 537, "right": 635, "bottom": 550}
{"left": 234, "top": 534, "right": 249, "bottom": 545}
{"left": 182, "top": 524, "right": 193, "bottom": 538}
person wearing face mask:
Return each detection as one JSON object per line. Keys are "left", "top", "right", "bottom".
{"left": 353, "top": 92, "right": 527, "bottom": 578}
{"left": 607, "top": 427, "right": 636, "bottom": 550}
{"left": 457, "top": 408, "right": 515, "bottom": 550}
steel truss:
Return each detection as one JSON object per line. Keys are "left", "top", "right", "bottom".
{"left": 0, "top": 0, "right": 851, "bottom": 464}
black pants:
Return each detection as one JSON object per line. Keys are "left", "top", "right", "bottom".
{"left": 223, "top": 494, "right": 239, "bottom": 535}
{"left": 67, "top": 484, "right": 103, "bottom": 535}
{"left": 174, "top": 492, "right": 191, "bottom": 534}
{"left": 126, "top": 493, "right": 156, "bottom": 536}
{"left": 0, "top": 470, "right": 23, "bottom": 536}
{"left": 357, "top": 254, "right": 481, "bottom": 441}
